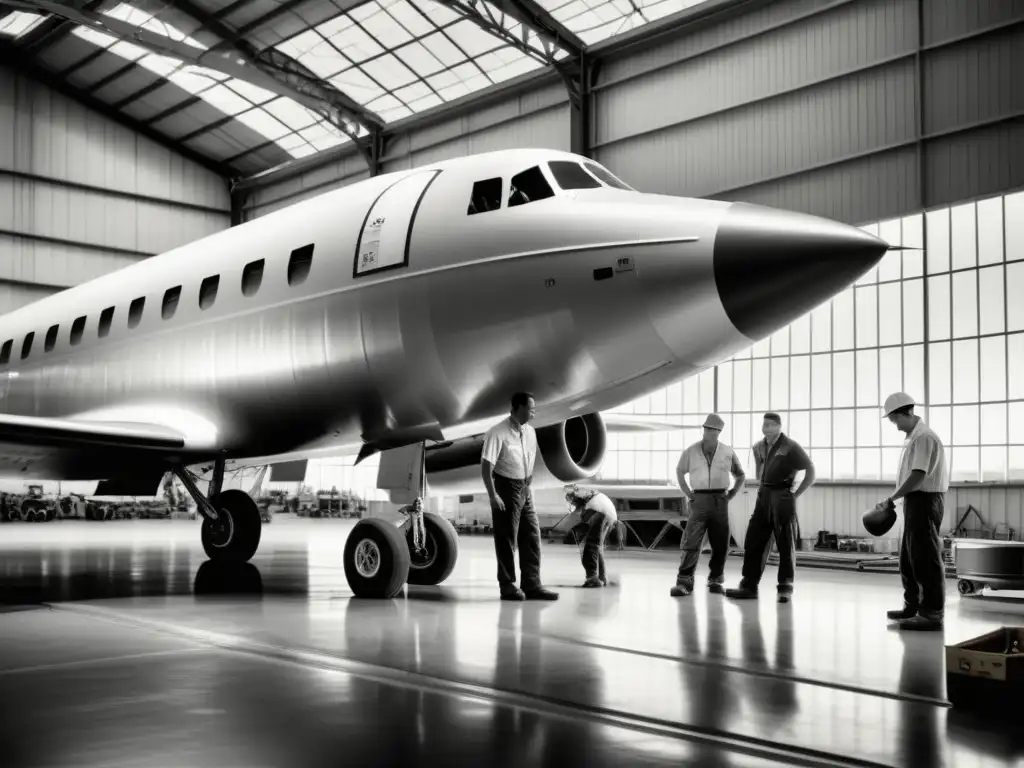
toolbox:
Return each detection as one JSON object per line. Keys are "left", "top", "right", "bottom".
{"left": 945, "top": 627, "right": 1024, "bottom": 715}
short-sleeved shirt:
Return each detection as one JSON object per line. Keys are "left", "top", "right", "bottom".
{"left": 581, "top": 492, "right": 617, "bottom": 523}
{"left": 481, "top": 416, "right": 537, "bottom": 480}
{"left": 676, "top": 441, "right": 744, "bottom": 491}
{"left": 897, "top": 419, "right": 948, "bottom": 493}
{"left": 753, "top": 433, "right": 812, "bottom": 487}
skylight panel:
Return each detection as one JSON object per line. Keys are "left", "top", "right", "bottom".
{"left": 108, "top": 39, "right": 148, "bottom": 61}
{"left": 263, "top": 97, "right": 318, "bottom": 131}
{"left": 281, "top": 31, "right": 350, "bottom": 80}
{"left": 359, "top": 53, "right": 418, "bottom": 92}
{"left": 323, "top": 20, "right": 384, "bottom": 63}
{"left": 489, "top": 54, "right": 542, "bottom": 84}
{"left": 71, "top": 27, "right": 118, "bottom": 49}
{"left": 200, "top": 84, "right": 252, "bottom": 115}
{"left": 380, "top": 105, "right": 413, "bottom": 122}
{"left": 436, "top": 81, "right": 471, "bottom": 102}
{"left": 425, "top": 69, "right": 459, "bottom": 92}
{"left": 394, "top": 42, "right": 445, "bottom": 77}
{"left": 226, "top": 79, "right": 276, "bottom": 105}
{"left": 300, "top": 122, "right": 346, "bottom": 151}
{"left": 420, "top": 31, "right": 465, "bottom": 68}
{"left": 0, "top": 11, "right": 45, "bottom": 38}
{"left": 352, "top": 1, "right": 413, "bottom": 48}
{"left": 168, "top": 67, "right": 221, "bottom": 95}
{"left": 234, "top": 109, "right": 291, "bottom": 140}
{"left": 329, "top": 68, "right": 386, "bottom": 104}
{"left": 386, "top": 0, "right": 435, "bottom": 38}
{"left": 408, "top": 0, "right": 460, "bottom": 27}
{"left": 445, "top": 20, "right": 504, "bottom": 58}
{"left": 408, "top": 93, "right": 443, "bottom": 113}
{"left": 393, "top": 81, "right": 432, "bottom": 104}
{"left": 69, "top": 3, "right": 338, "bottom": 161}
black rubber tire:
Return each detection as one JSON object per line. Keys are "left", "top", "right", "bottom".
{"left": 344, "top": 518, "right": 410, "bottom": 599}
{"left": 406, "top": 512, "right": 459, "bottom": 586}
{"left": 201, "top": 489, "right": 262, "bottom": 563}
{"left": 193, "top": 560, "right": 263, "bottom": 596}
{"left": 957, "top": 579, "right": 976, "bottom": 595}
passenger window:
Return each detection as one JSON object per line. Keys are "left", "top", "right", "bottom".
{"left": 21, "top": 332, "right": 33, "bottom": 360}
{"left": 98, "top": 306, "right": 114, "bottom": 338}
{"left": 163, "top": 286, "right": 181, "bottom": 320}
{"left": 199, "top": 276, "right": 219, "bottom": 310}
{"left": 548, "top": 161, "right": 601, "bottom": 190}
{"left": 242, "top": 259, "right": 264, "bottom": 297}
{"left": 467, "top": 177, "right": 503, "bottom": 215}
{"left": 508, "top": 166, "right": 554, "bottom": 207}
{"left": 583, "top": 161, "right": 633, "bottom": 190}
{"left": 288, "top": 245, "right": 313, "bottom": 286}
{"left": 70, "top": 316, "right": 86, "bottom": 345}
{"left": 128, "top": 297, "right": 145, "bottom": 329}
{"left": 44, "top": 324, "right": 59, "bottom": 352}
{"left": 0, "top": 339, "right": 11, "bottom": 364}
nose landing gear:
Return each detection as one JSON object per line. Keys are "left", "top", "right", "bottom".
{"left": 174, "top": 461, "right": 262, "bottom": 564}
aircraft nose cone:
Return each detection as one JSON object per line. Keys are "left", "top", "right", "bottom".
{"left": 713, "top": 202, "right": 888, "bottom": 341}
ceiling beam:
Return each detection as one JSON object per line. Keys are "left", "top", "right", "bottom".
{"left": 431, "top": 0, "right": 585, "bottom": 66}
{"left": 5, "top": 0, "right": 385, "bottom": 139}
{"left": 0, "top": 41, "right": 235, "bottom": 178}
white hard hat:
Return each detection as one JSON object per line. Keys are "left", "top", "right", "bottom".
{"left": 882, "top": 392, "right": 917, "bottom": 417}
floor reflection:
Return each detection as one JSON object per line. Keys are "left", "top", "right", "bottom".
{"left": 2, "top": 519, "right": 1024, "bottom": 767}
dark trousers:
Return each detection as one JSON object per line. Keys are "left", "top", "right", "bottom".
{"left": 739, "top": 487, "right": 798, "bottom": 595}
{"left": 581, "top": 512, "right": 614, "bottom": 582}
{"left": 676, "top": 493, "right": 731, "bottom": 589}
{"left": 491, "top": 474, "right": 542, "bottom": 593}
{"left": 900, "top": 491, "right": 946, "bottom": 618}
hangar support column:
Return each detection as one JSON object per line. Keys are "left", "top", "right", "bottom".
{"left": 559, "top": 54, "right": 600, "bottom": 159}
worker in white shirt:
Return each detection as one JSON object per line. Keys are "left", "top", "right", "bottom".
{"left": 481, "top": 391, "right": 558, "bottom": 602}
{"left": 879, "top": 392, "right": 949, "bottom": 632}
{"left": 565, "top": 486, "right": 618, "bottom": 587}
{"left": 672, "top": 414, "right": 746, "bottom": 597}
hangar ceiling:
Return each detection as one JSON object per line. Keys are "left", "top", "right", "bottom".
{"left": 0, "top": 0, "right": 714, "bottom": 179}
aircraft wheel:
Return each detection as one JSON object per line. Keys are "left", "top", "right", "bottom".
{"left": 406, "top": 513, "right": 459, "bottom": 586}
{"left": 957, "top": 579, "right": 977, "bottom": 595}
{"left": 344, "top": 518, "right": 410, "bottom": 599}
{"left": 201, "top": 490, "right": 262, "bottom": 563}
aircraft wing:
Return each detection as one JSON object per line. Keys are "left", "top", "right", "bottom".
{"left": 0, "top": 412, "right": 186, "bottom": 451}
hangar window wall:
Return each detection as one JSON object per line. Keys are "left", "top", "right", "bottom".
{"left": 600, "top": 189, "right": 1024, "bottom": 485}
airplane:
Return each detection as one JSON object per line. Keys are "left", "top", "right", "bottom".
{"left": 0, "top": 147, "right": 889, "bottom": 598}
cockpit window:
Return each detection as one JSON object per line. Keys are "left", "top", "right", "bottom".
{"left": 468, "top": 177, "right": 503, "bottom": 215}
{"left": 583, "top": 162, "right": 634, "bottom": 190}
{"left": 548, "top": 161, "right": 602, "bottom": 190}
{"left": 509, "top": 166, "right": 555, "bottom": 207}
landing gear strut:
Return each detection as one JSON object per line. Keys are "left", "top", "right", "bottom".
{"left": 174, "top": 460, "right": 262, "bottom": 563}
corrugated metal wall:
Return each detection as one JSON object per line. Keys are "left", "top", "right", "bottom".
{"left": 593, "top": 0, "right": 1024, "bottom": 225}
{"left": 0, "top": 65, "right": 230, "bottom": 315}
{"left": 240, "top": 81, "right": 569, "bottom": 220}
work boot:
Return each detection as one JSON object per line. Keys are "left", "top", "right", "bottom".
{"left": 887, "top": 606, "right": 917, "bottom": 621}
{"left": 726, "top": 587, "right": 758, "bottom": 600}
{"left": 600, "top": 576, "right": 609, "bottom": 587}
{"left": 524, "top": 587, "right": 559, "bottom": 600}
{"left": 670, "top": 584, "right": 692, "bottom": 597}
{"left": 500, "top": 588, "right": 525, "bottom": 601}
{"left": 582, "top": 577, "right": 603, "bottom": 588}
{"left": 898, "top": 614, "right": 943, "bottom": 632}
{"left": 708, "top": 582, "right": 725, "bottom": 595}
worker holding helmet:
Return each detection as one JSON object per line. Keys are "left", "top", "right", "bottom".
{"left": 878, "top": 392, "right": 948, "bottom": 632}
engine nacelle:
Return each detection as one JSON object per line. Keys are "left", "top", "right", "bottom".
{"left": 424, "top": 412, "right": 607, "bottom": 497}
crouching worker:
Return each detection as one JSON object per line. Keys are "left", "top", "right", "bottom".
{"left": 565, "top": 486, "right": 618, "bottom": 588}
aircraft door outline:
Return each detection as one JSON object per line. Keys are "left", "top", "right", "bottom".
{"left": 353, "top": 169, "right": 442, "bottom": 279}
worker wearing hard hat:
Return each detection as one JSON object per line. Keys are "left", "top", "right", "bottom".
{"left": 726, "top": 412, "right": 815, "bottom": 604}
{"left": 565, "top": 485, "right": 618, "bottom": 588}
{"left": 671, "top": 413, "right": 746, "bottom": 597}
{"left": 878, "top": 392, "right": 948, "bottom": 631}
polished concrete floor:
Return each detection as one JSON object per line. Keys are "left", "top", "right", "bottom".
{"left": 1, "top": 516, "right": 1022, "bottom": 768}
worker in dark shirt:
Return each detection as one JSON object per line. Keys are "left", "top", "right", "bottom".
{"left": 726, "top": 412, "right": 816, "bottom": 604}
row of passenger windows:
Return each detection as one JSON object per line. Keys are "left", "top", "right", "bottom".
{"left": 0, "top": 244, "right": 316, "bottom": 365}
{"left": 467, "top": 160, "right": 633, "bottom": 215}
